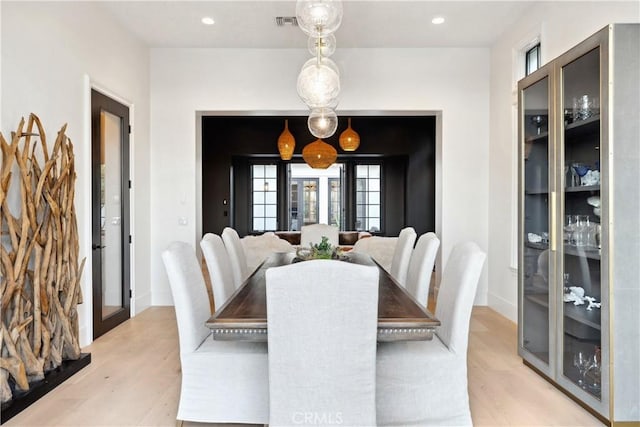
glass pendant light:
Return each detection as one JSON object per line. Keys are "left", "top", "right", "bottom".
{"left": 277, "top": 119, "right": 295, "bottom": 160}
{"left": 339, "top": 117, "right": 360, "bottom": 151}
{"left": 308, "top": 108, "right": 338, "bottom": 138}
{"left": 308, "top": 34, "right": 336, "bottom": 57}
{"left": 296, "top": 0, "right": 343, "bottom": 38}
{"left": 297, "top": 58, "right": 340, "bottom": 109}
{"left": 302, "top": 138, "right": 338, "bottom": 169}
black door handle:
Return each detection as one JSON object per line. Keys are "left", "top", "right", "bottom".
{"left": 92, "top": 244, "right": 106, "bottom": 250}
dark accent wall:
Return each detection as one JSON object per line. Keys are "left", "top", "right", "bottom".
{"left": 202, "top": 115, "right": 436, "bottom": 237}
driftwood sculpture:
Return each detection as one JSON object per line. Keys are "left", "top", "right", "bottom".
{"left": 0, "top": 114, "right": 84, "bottom": 403}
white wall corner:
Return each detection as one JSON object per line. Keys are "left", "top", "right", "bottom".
{"left": 134, "top": 291, "right": 152, "bottom": 314}
{"left": 488, "top": 288, "right": 518, "bottom": 323}
{"left": 79, "top": 74, "right": 94, "bottom": 348}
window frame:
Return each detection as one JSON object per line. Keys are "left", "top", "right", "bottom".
{"left": 327, "top": 177, "right": 342, "bottom": 228}
{"left": 525, "top": 43, "right": 541, "bottom": 76}
{"left": 354, "top": 163, "right": 383, "bottom": 234}
{"left": 250, "top": 163, "right": 279, "bottom": 233}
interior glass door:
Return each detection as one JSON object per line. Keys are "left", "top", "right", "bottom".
{"left": 560, "top": 47, "right": 602, "bottom": 399}
{"left": 91, "top": 89, "right": 130, "bottom": 339}
{"left": 521, "top": 75, "right": 551, "bottom": 365}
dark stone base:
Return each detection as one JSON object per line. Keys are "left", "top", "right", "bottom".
{"left": 1, "top": 353, "right": 91, "bottom": 425}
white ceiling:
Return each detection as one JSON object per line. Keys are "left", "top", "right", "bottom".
{"left": 99, "top": 1, "right": 537, "bottom": 49}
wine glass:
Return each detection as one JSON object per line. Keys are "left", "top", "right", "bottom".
{"left": 573, "top": 351, "right": 590, "bottom": 388}
{"left": 585, "top": 355, "right": 602, "bottom": 394}
{"left": 565, "top": 215, "right": 578, "bottom": 245}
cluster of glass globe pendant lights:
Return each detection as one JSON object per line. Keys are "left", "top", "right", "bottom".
{"left": 278, "top": 0, "right": 360, "bottom": 169}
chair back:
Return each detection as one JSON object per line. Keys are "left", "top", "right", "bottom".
{"left": 241, "top": 232, "right": 295, "bottom": 272}
{"left": 406, "top": 232, "right": 440, "bottom": 307}
{"left": 435, "top": 241, "right": 486, "bottom": 355}
{"left": 352, "top": 236, "right": 397, "bottom": 272}
{"left": 266, "top": 260, "right": 379, "bottom": 426}
{"left": 200, "top": 233, "right": 236, "bottom": 311}
{"left": 222, "top": 227, "right": 249, "bottom": 288}
{"left": 390, "top": 227, "right": 417, "bottom": 286}
{"left": 300, "top": 223, "right": 339, "bottom": 248}
{"left": 161, "top": 241, "right": 212, "bottom": 354}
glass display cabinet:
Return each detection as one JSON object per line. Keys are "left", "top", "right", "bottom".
{"left": 518, "top": 24, "right": 639, "bottom": 424}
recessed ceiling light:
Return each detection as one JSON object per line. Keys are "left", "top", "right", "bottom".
{"left": 201, "top": 16, "right": 215, "bottom": 26}
{"left": 432, "top": 16, "right": 445, "bottom": 25}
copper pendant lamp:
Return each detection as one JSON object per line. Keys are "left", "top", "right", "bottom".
{"left": 277, "top": 119, "right": 295, "bottom": 160}
{"left": 302, "top": 139, "right": 337, "bottom": 169}
{"left": 339, "top": 117, "right": 360, "bottom": 151}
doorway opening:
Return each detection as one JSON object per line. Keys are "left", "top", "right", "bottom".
{"left": 288, "top": 163, "right": 344, "bottom": 231}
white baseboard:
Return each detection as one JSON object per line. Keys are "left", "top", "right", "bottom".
{"left": 134, "top": 291, "right": 152, "bottom": 315}
{"left": 488, "top": 292, "right": 517, "bottom": 323}
{"left": 151, "top": 290, "right": 175, "bottom": 306}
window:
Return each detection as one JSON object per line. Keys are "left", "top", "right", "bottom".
{"left": 526, "top": 43, "right": 541, "bottom": 76}
{"left": 251, "top": 164, "right": 277, "bottom": 231}
{"left": 355, "top": 165, "right": 381, "bottom": 233}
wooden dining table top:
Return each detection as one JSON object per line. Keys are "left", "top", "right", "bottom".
{"left": 206, "top": 251, "right": 440, "bottom": 342}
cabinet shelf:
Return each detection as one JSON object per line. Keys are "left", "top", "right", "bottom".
{"left": 565, "top": 185, "right": 600, "bottom": 193}
{"left": 564, "top": 245, "right": 601, "bottom": 260}
{"left": 526, "top": 132, "right": 549, "bottom": 142}
{"left": 525, "top": 188, "right": 549, "bottom": 195}
{"left": 525, "top": 242, "right": 549, "bottom": 251}
{"left": 525, "top": 242, "right": 601, "bottom": 260}
{"left": 565, "top": 114, "right": 600, "bottom": 134}
{"left": 526, "top": 294, "right": 601, "bottom": 331}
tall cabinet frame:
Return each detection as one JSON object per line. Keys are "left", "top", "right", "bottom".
{"left": 517, "top": 24, "right": 639, "bottom": 425}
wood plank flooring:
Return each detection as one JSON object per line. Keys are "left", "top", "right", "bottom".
{"left": 6, "top": 306, "right": 603, "bottom": 426}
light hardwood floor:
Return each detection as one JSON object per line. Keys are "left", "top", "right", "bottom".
{"left": 6, "top": 306, "right": 603, "bottom": 427}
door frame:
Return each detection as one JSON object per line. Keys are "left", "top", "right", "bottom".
{"left": 90, "top": 88, "right": 131, "bottom": 339}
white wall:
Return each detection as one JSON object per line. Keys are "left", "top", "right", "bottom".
{"left": 488, "top": 1, "right": 640, "bottom": 321}
{"left": 1, "top": 2, "right": 152, "bottom": 346}
{"left": 151, "top": 47, "right": 491, "bottom": 306}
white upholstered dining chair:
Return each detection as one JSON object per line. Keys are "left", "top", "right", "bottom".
{"left": 161, "top": 241, "right": 268, "bottom": 424}
{"left": 266, "top": 260, "right": 379, "bottom": 426}
{"left": 300, "top": 223, "right": 339, "bottom": 247}
{"left": 241, "top": 231, "right": 295, "bottom": 272}
{"left": 200, "top": 233, "right": 236, "bottom": 311}
{"left": 406, "top": 232, "right": 440, "bottom": 308}
{"left": 389, "top": 226, "right": 417, "bottom": 286}
{"left": 221, "top": 227, "right": 250, "bottom": 288}
{"left": 351, "top": 235, "right": 397, "bottom": 272}
{"left": 376, "top": 241, "right": 486, "bottom": 426}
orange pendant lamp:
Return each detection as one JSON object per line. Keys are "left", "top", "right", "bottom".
{"left": 339, "top": 117, "right": 360, "bottom": 151}
{"left": 302, "top": 139, "right": 337, "bottom": 169}
{"left": 277, "top": 119, "right": 295, "bottom": 160}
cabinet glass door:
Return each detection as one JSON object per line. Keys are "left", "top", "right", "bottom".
{"left": 521, "top": 76, "right": 551, "bottom": 364}
{"left": 560, "top": 47, "right": 602, "bottom": 399}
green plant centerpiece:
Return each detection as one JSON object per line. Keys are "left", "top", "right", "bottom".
{"left": 295, "top": 236, "right": 344, "bottom": 261}
{"left": 312, "top": 236, "right": 335, "bottom": 259}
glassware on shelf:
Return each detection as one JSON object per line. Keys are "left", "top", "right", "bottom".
{"left": 563, "top": 273, "right": 571, "bottom": 293}
{"left": 530, "top": 115, "right": 547, "bottom": 135}
{"left": 565, "top": 215, "right": 579, "bottom": 244}
{"left": 573, "top": 351, "right": 591, "bottom": 388}
{"left": 573, "top": 95, "right": 594, "bottom": 121}
{"left": 571, "top": 163, "right": 590, "bottom": 186}
{"left": 573, "top": 215, "right": 591, "bottom": 247}
{"left": 585, "top": 352, "right": 602, "bottom": 394}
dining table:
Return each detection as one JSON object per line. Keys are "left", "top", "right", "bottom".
{"left": 206, "top": 251, "right": 440, "bottom": 342}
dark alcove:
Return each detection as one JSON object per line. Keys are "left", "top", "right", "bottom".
{"left": 201, "top": 115, "right": 436, "bottom": 237}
